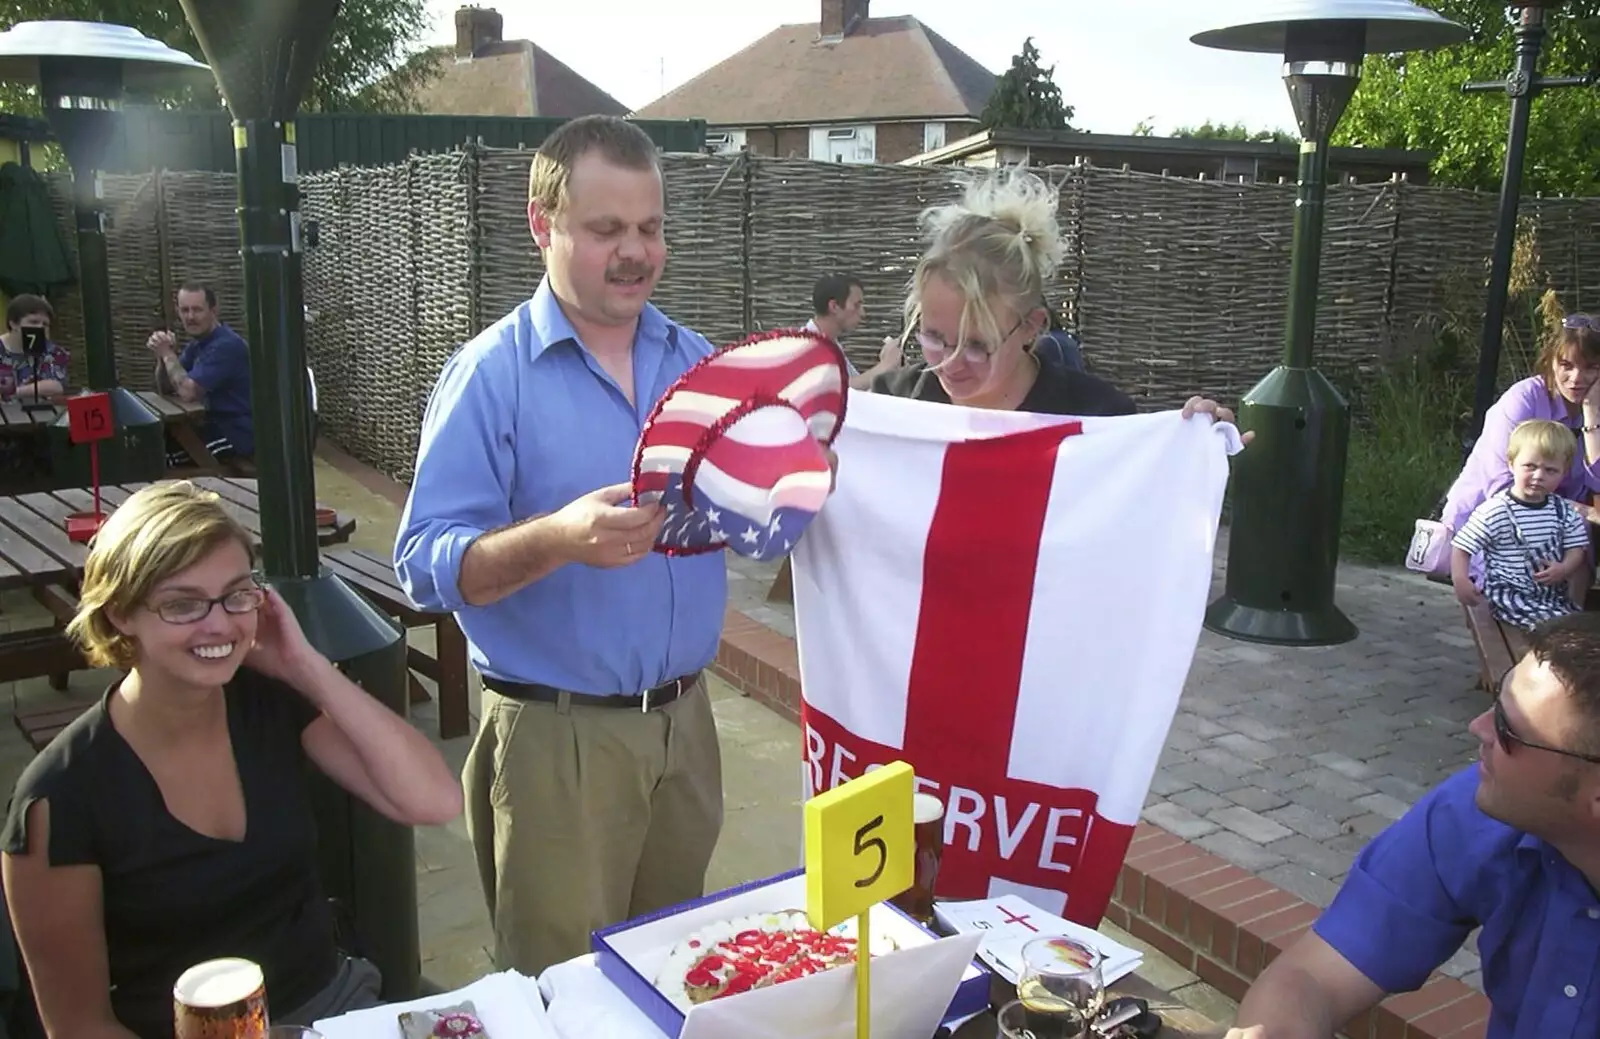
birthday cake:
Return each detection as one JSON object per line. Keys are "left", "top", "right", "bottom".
{"left": 654, "top": 910, "right": 898, "bottom": 1010}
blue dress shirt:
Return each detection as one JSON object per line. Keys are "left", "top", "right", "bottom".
{"left": 1315, "top": 766, "right": 1600, "bottom": 1039}
{"left": 394, "top": 279, "right": 727, "bottom": 695}
{"left": 181, "top": 323, "right": 254, "bottom": 456}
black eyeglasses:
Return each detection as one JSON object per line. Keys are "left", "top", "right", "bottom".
{"left": 916, "top": 316, "right": 1027, "bottom": 367}
{"left": 1491, "top": 693, "right": 1600, "bottom": 765}
{"left": 147, "top": 585, "right": 266, "bottom": 625}
{"left": 1563, "top": 315, "right": 1600, "bottom": 333}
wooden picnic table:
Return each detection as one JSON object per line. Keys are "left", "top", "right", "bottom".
{"left": 136, "top": 390, "right": 231, "bottom": 471}
{"left": 0, "top": 390, "right": 206, "bottom": 433}
{"left": 0, "top": 395, "right": 63, "bottom": 431}
{"left": 0, "top": 477, "right": 354, "bottom": 591}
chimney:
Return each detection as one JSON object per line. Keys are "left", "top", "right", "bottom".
{"left": 819, "top": 0, "right": 869, "bottom": 39}
{"left": 455, "top": 6, "right": 504, "bottom": 59}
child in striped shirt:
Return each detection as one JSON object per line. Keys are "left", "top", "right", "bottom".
{"left": 1451, "top": 419, "right": 1590, "bottom": 630}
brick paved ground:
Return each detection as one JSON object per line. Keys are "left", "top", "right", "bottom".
{"left": 727, "top": 529, "right": 1490, "bottom": 988}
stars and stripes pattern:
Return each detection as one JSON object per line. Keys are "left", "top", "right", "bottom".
{"left": 632, "top": 331, "right": 849, "bottom": 560}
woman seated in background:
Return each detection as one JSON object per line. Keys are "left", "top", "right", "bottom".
{"left": 1442, "top": 313, "right": 1600, "bottom": 602}
{"left": 0, "top": 294, "right": 68, "bottom": 402}
{"left": 870, "top": 166, "right": 1245, "bottom": 434}
{"left": 2, "top": 482, "right": 463, "bottom": 1039}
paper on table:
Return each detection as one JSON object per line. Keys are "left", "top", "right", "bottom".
{"left": 677, "top": 930, "right": 982, "bottom": 1039}
{"left": 934, "top": 897, "right": 1142, "bottom": 986}
{"left": 313, "top": 970, "right": 556, "bottom": 1039}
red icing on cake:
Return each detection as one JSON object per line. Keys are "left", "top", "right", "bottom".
{"left": 681, "top": 925, "right": 861, "bottom": 1003}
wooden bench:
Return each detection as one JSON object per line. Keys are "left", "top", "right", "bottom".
{"left": 323, "top": 548, "right": 470, "bottom": 739}
{"left": 1463, "top": 601, "right": 1529, "bottom": 694}
{"left": 8, "top": 585, "right": 92, "bottom": 753}
{"left": 13, "top": 702, "right": 91, "bottom": 752}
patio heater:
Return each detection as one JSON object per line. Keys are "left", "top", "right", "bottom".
{"left": 176, "top": 0, "right": 420, "bottom": 999}
{"left": 1193, "top": 2, "right": 1467, "bottom": 646}
{"left": 1465, "top": 1, "right": 1594, "bottom": 448}
{"left": 0, "top": 21, "right": 212, "bottom": 484}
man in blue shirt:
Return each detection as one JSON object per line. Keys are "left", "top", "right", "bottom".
{"left": 147, "top": 281, "right": 254, "bottom": 464}
{"left": 1226, "top": 612, "right": 1600, "bottom": 1039}
{"left": 394, "top": 116, "right": 732, "bottom": 977}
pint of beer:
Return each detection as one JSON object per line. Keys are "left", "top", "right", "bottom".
{"left": 891, "top": 792, "right": 945, "bottom": 924}
{"left": 173, "top": 958, "right": 268, "bottom": 1039}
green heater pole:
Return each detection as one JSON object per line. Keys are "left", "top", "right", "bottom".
{"left": 1202, "top": 21, "right": 1363, "bottom": 646}
{"left": 179, "top": 0, "right": 421, "bottom": 999}
{"left": 233, "top": 118, "right": 320, "bottom": 576}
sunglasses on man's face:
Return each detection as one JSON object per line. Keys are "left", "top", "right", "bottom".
{"left": 1491, "top": 672, "right": 1600, "bottom": 765}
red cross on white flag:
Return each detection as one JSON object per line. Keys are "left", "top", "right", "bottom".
{"left": 793, "top": 392, "right": 1238, "bottom": 926}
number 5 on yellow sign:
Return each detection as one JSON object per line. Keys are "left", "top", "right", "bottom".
{"left": 803, "top": 761, "right": 915, "bottom": 1039}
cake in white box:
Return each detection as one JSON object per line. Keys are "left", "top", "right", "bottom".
{"left": 592, "top": 869, "right": 987, "bottom": 1039}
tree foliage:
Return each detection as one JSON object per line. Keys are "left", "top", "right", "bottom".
{"left": 1172, "top": 120, "right": 1296, "bottom": 144}
{"left": 0, "top": 0, "right": 436, "bottom": 114}
{"left": 1334, "top": 0, "right": 1600, "bottom": 195}
{"left": 982, "top": 37, "right": 1075, "bottom": 133}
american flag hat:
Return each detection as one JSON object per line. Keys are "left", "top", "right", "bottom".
{"left": 631, "top": 330, "right": 850, "bottom": 560}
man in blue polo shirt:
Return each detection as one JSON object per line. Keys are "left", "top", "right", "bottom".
{"left": 147, "top": 281, "right": 254, "bottom": 464}
{"left": 396, "top": 116, "right": 748, "bottom": 978}
{"left": 1226, "top": 611, "right": 1600, "bottom": 1039}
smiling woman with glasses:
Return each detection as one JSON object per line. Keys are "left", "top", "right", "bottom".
{"left": 867, "top": 166, "right": 1244, "bottom": 434}
{"left": 0, "top": 481, "right": 463, "bottom": 1039}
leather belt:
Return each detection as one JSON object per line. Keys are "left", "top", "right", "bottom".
{"left": 483, "top": 671, "right": 702, "bottom": 712}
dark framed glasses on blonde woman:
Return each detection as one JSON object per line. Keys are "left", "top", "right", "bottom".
{"left": 149, "top": 585, "right": 266, "bottom": 625}
{"left": 915, "top": 316, "right": 1027, "bottom": 368}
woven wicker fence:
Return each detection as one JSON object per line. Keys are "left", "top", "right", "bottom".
{"left": 43, "top": 170, "right": 243, "bottom": 391}
{"left": 42, "top": 149, "right": 1600, "bottom": 482}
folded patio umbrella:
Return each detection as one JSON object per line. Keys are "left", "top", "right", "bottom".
{"left": 0, "top": 160, "right": 75, "bottom": 299}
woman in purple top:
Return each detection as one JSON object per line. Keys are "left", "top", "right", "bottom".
{"left": 1443, "top": 314, "right": 1600, "bottom": 592}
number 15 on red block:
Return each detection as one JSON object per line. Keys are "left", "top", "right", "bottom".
{"left": 804, "top": 760, "right": 914, "bottom": 1039}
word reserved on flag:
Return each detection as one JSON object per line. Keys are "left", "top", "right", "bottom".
{"left": 792, "top": 391, "right": 1241, "bottom": 927}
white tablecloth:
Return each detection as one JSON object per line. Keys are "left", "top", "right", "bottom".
{"left": 538, "top": 954, "right": 675, "bottom": 1039}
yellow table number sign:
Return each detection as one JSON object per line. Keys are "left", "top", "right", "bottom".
{"left": 803, "top": 761, "right": 915, "bottom": 1039}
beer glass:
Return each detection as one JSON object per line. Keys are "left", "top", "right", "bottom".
{"left": 173, "top": 957, "right": 269, "bottom": 1039}
{"left": 1016, "top": 936, "right": 1105, "bottom": 1025}
{"left": 889, "top": 792, "right": 944, "bottom": 924}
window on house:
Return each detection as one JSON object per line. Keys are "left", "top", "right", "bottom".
{"left": 924, "top": 122, "right": 946, "bottom": 152}
{"left": 810, "top": 125, "right": 876, "bottom": 164}
{"left": 705, "top": 129, "right": 746, "bottom": 155}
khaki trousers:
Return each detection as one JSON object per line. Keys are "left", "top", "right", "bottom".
{"left": 462, "top": 679, "right": 724, "bottom": 976}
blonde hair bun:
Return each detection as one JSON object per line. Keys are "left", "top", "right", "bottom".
{"left": 922, "top": 166, "right": 1065, "bottom": 282}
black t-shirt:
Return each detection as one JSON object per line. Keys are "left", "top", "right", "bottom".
{"left": 1, "top": 669, "right": 337, "bottom": 1039}
{"left": 871, "top": 360, "right": 1137, "bottom": 417}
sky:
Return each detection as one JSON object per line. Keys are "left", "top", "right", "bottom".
{"left": 421, "top": 0, "right": 1298, "bottom": 137}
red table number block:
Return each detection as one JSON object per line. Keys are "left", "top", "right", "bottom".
{"left": 67, "top": 392, "right": 113, "bottom": 445}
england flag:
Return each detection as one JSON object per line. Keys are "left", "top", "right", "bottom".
{"left": 793, "top": 390, "right": 1240, "bottom": 926}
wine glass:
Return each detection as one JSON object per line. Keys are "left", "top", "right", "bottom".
{"left": 1015, "top": 936, "right": 1105, "bottom": 1027}
{"left": 996, "top": 998, "right": 1088, "bottom": 1039}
